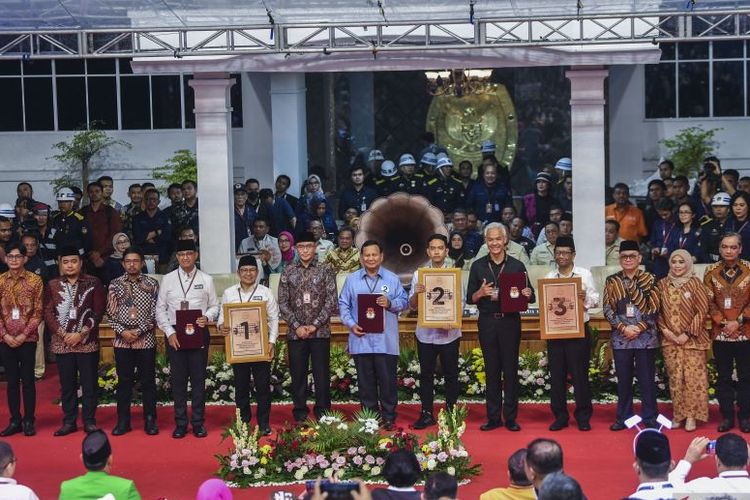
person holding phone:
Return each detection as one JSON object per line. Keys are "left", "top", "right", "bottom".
{"left": 668, "top": 433, "right": 750, "bottom": 493}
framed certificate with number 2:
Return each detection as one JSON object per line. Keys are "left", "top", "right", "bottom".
{"left": 417, "top": 268, "right": 463, "bottom": 329}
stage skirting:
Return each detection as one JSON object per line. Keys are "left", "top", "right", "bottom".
{"left": 96, "top": 315, "right": 613, "bottom": 364}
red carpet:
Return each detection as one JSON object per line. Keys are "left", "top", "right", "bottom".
{"left": 1, "top": 367, "right": 724, "bottom": 499}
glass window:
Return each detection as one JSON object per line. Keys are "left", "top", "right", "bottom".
{"left": 713, "top": 41, "right": 743, "bottom": 59}
{"left": 713, "top": 61, "right": 744, "bottom": 116}
{"left": 678, "top": 62, "right": 709, "bottom": 117}
{"left": 120, "top": 76, "right": 151, "bottom": 129}
{"left": 183, "top": 75, "right": 195, "bottom": 129}
{"left": 645, "top": 63, "right": 676, "bottom": 118}
{"left": 55, "top": 60, "right": 85, "bottom": 75}
{"left": 24, "top": 78, "right": 54, "bottom": 130}
{"left": 230, "top": 73, "right": 243, "bottom": 128}
{"left": 88, "top": 76, "right": 118, "bottom": 129}
{"left": 151, "top": 75, "right": 182, "bottom": 129}
{"left": 87, "top": 59, "right": 115, "bottom": 74}
{"left": 0, "top": 79, "right": 23, "bottom": 131}
{"left": 678, "top": 42, "right": 709, "bottom": 60}
{"left": 659, "top": 43, "right": 675, "bottom": 61}
{"left": 0, "top": 61, "right": 20, "bottom": 76}
{"left": 119, "top": 59, "right": 133, "bottom": 75}
{"left": 56, "top": 77, "right": 87, "bottom": 130}
{"left": 22, "top": 60, "right": 52, "bottom": 76}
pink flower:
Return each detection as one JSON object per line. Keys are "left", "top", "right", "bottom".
{"left": 365, "top": 455, "right": 375, "bottom": 464}
{"left": 353, "top": 456, "right": 363, "bottom": 465}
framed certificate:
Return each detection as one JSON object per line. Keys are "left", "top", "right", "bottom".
{"left": 417, "top": 267, "right": 463, "bottom": 329}
{"left": 223, "top": 302, "right": 272, "bottom": 364}
{"left": 538, "top": 277, "right": 585, "bottom": 340}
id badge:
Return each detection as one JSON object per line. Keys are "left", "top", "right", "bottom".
{"left": 180, "top": 300, "right": 189, "bottom": 310}
{"left": 11, "top": 307, "right": 20, "bottom": 320}
{"left": 128, "top": 306, "right": 138, "bottom": 321}
{"left": 626, "top": 303, "right": 636, "bottom": 318}
{"left": 660, "top": 247, "right": 668, "bottom": 256}
{"left": 724, "top": 297, "right": 733, "bottom": 310}
{"left": 68, "top": 309, "right": 77, "bottom": 320}
{"left": 485, "top": 203, "right": 492, "bottom": 214}
{"left": 490, "top": 288, "right": 499, "bottom": 302}
{"left": 303, "top": 292, "right": 311, "bottom": 304}
{"left": 360, "top": 201, "right": 367, "bottom": 212}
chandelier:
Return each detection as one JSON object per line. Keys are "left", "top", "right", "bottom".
{"left": 425, "top": 69, "right": 494, "bottom": 97}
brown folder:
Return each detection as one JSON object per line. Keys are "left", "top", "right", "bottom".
{"left": 175, "top": 309, "right": 206, "bottom": 349}
{"left": 357, "top": 294, "right": 384, "bottom": 333}
{"left": 499, "top": 272, "right": 530, "bottom": 313}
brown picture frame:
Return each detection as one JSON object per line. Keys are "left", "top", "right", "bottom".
{"left": 417, "top": 267, "right": 463, "bottom": 329}
{"left": 223, "top": 302, "right": 272, "bottom": 364}
{"left": 538, "top": 277, "right": 585, "bottom": 340}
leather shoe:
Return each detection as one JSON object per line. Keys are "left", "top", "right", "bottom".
{"left": 0, "top": 422, "right": 22, "bottom": 437}
{"left": 54, "top": 424, "right": 77, "bottom": 437}
{"left": 506, "top": 421, "right": 521, "bottom": 432}
{"left": 22, "top": 421, "right": 36, "bottom": 437}
{"left": 84, "top": 423, "right": 99, "bottom": 434}
{"left": 577, "top": 422, "right": 592, "bottom": 432}
{"left": 260, "top": 427, "right": 272, "bottom": 436}
{"left": 549, "top": 420, "right": 569, "bottom": 431}
{"left": 718, "top": 419, "right": 735, "bottom": 432}
{"left": 145, "top": 418, "right": 159, "bottom": 436}
{"left": 111, "top": 422, "right": 131, "bottom": 436}
{"left": 609, "top": 421, "right": 626, "bottom": 431}
{"left": 480, "top": 420, "right": 503, "bottom": 431}
{"left": 411, "top": 412, "right": 436, "bottom": 430}
{"left": 382, "top": 421, "right": 396, "bottom": 432}
{"left": 172, "top": 427, "right": 188, "bottom": 439}
{"left": 740, "top": 420, "right": 750, "bottom": 433}
{"left": 193, "top": 425, "right": 208, "bottom": 438}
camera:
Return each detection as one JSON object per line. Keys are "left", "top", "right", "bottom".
{"left": 706, "top": 440, "right": 717, "bottom": 454}
{"left": 305, "top": 480, "right": 359, "bottom": 500}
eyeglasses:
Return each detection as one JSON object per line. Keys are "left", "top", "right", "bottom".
{"left": 554, "top": 250, "right": 573, "bottom": 256}
{"left": 620, "top": 254, "right": 639, "bottom": 260}
{"left": 5, "top": 254, "right": 23, "bottom": 260}
{"left": 239, "top": 267, "right": 258, "bottom": 273}
{"left": 176, "top": 251, "right": 195, "bottom": 258}
{"left": 297, "top": 243, "right": 316, "bottom": 249}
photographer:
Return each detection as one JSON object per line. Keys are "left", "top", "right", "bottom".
{"left": 695, "top": 157, "right": 735, "bottom": 220}
{"left": 669, "top": 433, "right": 750, "bottom": 493}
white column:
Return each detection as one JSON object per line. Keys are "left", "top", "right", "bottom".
{"left": 566, "top": 68, "right": 608, "bottom": 270}
{"left": 240, "top": 73, "right": 274, "bottom": 187}
{"left": 270, "top": 73, "right": 308, "bottom": 197}
{"left": 189, "top": 74, "right": 236, "bottom": 274}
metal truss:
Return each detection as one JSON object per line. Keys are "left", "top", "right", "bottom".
{"left": 2, "top": 9, "right": 750, "bottom": 59}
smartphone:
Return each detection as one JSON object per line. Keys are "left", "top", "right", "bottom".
{"left": 707, "top": 440, "right": 717, "bottom": 454}
{"left": 304, "top": 480, "right": 358, "bottom": 499}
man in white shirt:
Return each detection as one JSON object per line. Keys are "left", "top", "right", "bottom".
{"left": 544, "top": 236, "right": 599, "bottom": 432}
{"left": 237, "top": 218, "right": 281, "bottom": 282}
{"left": 309, "top": 220, "right": 334, "bottom": 263}
{"left": 218, "top": 255, "right": 279, "bottom": 436}
{"left": 669, "top": 433, "right": 750, "bottom": 496}
{"left": 155, "top": 239, "right": 219, "bottom": 439}
{"left": 530, "top": 222, "right": 558, "bottom": 267}
{"left": 629, "top": 430, "right": 677, "bottom": 500}
{"left": 0, "top": 442, "right": 38, "bottom": 500}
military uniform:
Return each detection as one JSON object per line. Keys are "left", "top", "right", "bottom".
{"left": 427, "top": 175, "right": 465, "bottom": 214}
{"left": 51, "top": 210, "right": 92, "bottom": 258}
{"left": 700, "top": 217, "right": 727, "bottom": 263}
{"left": 395, "top": 172, "right": 429, "bottom": 196}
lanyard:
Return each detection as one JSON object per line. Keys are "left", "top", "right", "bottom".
{"left": 65, "top": 281, "right": 78, "bottom": 306}
{"left": 735, "top": 219, "right": 750, "bottom": 235}
{"left": 364, "top": 274, "right": 381, "bottom": 294}
{"left": 487, "top": 260, "right": 506, "bottom": 287}
{"left": 178, "top": 269, "right": 197, "bottom": 300}
{"left": 636, "top": 483, "right": 673, "bottom": 492}
{"left": 661, "top": 222, "right": 674, "bottom": 247}
{"left": 237, "top": 284, "right": 259, "bottom": 303}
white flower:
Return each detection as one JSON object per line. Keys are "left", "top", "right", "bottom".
{"left": 447, "top": 466, "right": 456, "bottom": 476}
{"left": 427, "top": 458, "right": 437, "bottom": 470}
{"left": 324, "top": 468, "right": 334, "bottom": 478}
{"left": 337, "top": 423, "right": 348, "bottom": 430}
{"left": 294, "top": 469, "right": 306, "bottom": 480}
{"left": 370, "top": 466, "right": 381, "bottom": 476}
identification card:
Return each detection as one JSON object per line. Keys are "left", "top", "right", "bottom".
{"left": 11, "top": 307, "right": 20, "bottom": 320}
{"left": 485, "top": 203, "right": 492, "bottom": 214}
{"left": 724, "top": 297, "right": 733, "bottom": 310}
{"left": 626, "top": 303, "right": 636, "bottom": 318}
{"left": 490, "top": 288, "right": 499, "bottom": 302}
{"left": 660, "top": 247, "right": 668, "bottom": 256}
{"left": 128, "top": 306, "right": 138, "bottom": 321}
{"left": 68, "top": 309, "right": 77, "bottom": 320}
{"left": 180, "top": 300, "right": 189, "bottom": 310}
{"left": 303, "top": 292, "right": 311, "bottom": 304}
{"left": 361, "top": 201, "right": 367, "bottom": 212}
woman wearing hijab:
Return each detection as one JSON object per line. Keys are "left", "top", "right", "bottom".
{"left": 273, "top": 230, "right": 297, "bottom": 273}
{"left": 656, "top": 249, "right": 712, "bottom": 431}
{"left": 447, "top": 231, "right": 469, "bottom": 270}
{"left": 103, "top": 233, "right": 131, "bottom": 286}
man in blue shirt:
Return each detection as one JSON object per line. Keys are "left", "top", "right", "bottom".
{"left": 339, "top": 240, "right": 408, "bottom": 430}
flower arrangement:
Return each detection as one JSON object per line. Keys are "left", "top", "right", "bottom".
{"left": 216, "top": 405, "right": 480, "bottom": 487}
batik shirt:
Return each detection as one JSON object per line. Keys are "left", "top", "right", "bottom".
{"left": 278, "top": 260, "right": 338, "bottom": 340}
{"left": 44, "top": 274, "right": 106, "bottom": 354}
{"left": 0, "top": 270, "right": 44, "bottom": 342}
{"left": 603, "top": 269, "right": 659, "bottom": 350}
{"left": 107, "top": 273, "right": 159, "bottom": 349}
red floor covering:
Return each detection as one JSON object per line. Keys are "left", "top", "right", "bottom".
{"left": 1, "top": 367, "right": 724, "bottom": 499}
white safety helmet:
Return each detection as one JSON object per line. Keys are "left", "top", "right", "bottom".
{"left": 399, "top": 154, "right": 416, "bottom": 167}
{"left": 380, "top": 160, "right": 397, "bottom": 177}
{"left": 420, "top": 152, "right": 438, "bottom": 166}
{"left": 480, "top": 139, "right": 496, "bottom": 154}
{"left": 0, "top": 203, "right": 15, "bottom": 219}
{"left": 436, "top": 157, "right": 454, "bottom": 170}
{"left": 711, "top": 192, "right": 731, "bottom": 206}
{"left": 56, "top": 187, "right": 76, "bottom": 202}
{"left": 555, "top": 157, "right": 573, "bottom": 171}
{"left": 368, "top": 149, "right": 385, "bottom": 162}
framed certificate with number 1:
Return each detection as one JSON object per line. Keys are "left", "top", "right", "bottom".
{"left": 223, "top": 302, "right": 272, "bottom": 364}
{"left": 417, "top": 268, "right": 463, "bottom": 329}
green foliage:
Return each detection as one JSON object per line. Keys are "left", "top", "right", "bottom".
{"left": 49, "top": 125, "right": 131, "bottom": 193}
{"left": 659, "top": 126, "right": 721, "bottom": 176}
{"left": 152, "top": 149, "right": 197, "bottom": 190}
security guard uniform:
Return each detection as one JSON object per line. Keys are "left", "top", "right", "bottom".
{"left": 700, "top": 192, "right": 732, "bottom": 263}
{"left": 51, "top": 210, "right": 92, "bottom": 258}
{"left": 429, "top": 157, "right": 466, "bottom": 214}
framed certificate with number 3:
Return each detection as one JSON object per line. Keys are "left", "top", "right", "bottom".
{"left": 417, "top": 268, "right": 463, "bottom": 329}
{"left": 538, "top": 277, "right": 585, "bottom": 340}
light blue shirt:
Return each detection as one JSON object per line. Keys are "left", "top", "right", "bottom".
{"left": 409, "top": 263, "right": 463, "bottom": 345}
{"left": 339, "top": 266, "right": 408, "bottom": 355}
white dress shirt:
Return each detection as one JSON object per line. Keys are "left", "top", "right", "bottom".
{"left": 670, "top": 459, "right": 750, "bottom": 495}
{"left": 316, "top": 239, "right": 335, "bottom": 262}
{"left": 0, "top": 478, "right": 39, "bottom": 500}
{"left": 408, "top": 262, "right": 462, "bottom": 345}
{"left": 544, "top": 265, "right": 600, "bottom": 322}
{"left": 237, "top": 234, "right": 282, "bottom": 278}
{"left": 217, "top": 282, "right": 280, "bottom": 344}
{"left": 155, "top": 267, "right": 219, "bottom": 337}
{"left": 629, "top": 480, "right": 676, "bottom": 499}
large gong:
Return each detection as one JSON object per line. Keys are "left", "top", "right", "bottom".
{"left": 425, "top": 83, "right": 517, "bottom": 170}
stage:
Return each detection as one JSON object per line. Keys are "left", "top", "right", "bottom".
{"left": 3, "top": 367, "right": 721, "bottom": 499}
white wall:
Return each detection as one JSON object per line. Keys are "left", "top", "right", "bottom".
{"left": 609, "top": 63, "right": 750, "bottom": 185}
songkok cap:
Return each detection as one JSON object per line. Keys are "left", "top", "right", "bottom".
{"left": 58, "top": 246, "right": 81, "bottom": 258}
{"left": 56, "top": 187, "right": 76, "bottom": 202}
{"left": 536, "top": 172, "right": 553, "bottom": 184}
{"left": 555, "top": 157, "right": 573, "bottom": 171}
{"left": 32, "top": 202, "right": 50, "bottom": 215}
{"left": 233, "top": 183, "right": 246, "bottom": 194}
{"left": 712, "top": 192, "right": 731, "bottom": 206}
{"left": 436, "top": 157, "right": 454, "bottom": 169}
{"left": 0, "top": 203, "right": 15, "bottom": 219}
{"left": 420, "top": 152, "right": 438, "bottom": 166}
{"left": 368, "top": 149, "right": 385, "bottom": 162}
{"left": 555, "top": 236, "right": 575, "bottom": 252}
{"left": 82, "top": 430, "right": 112, "bottom": 469}
{"left": 619, "top": 240, "right": 640, "bottom": 253}
{"left": 174, "top": 240, "right": 197, "bottom": 252}
{"left": 296, "top": 231, "right": 316, "bottom": 244}
{"left": 480, "top": 139, "right": 496, "bottom": 154}
{"left": 238, "top": 255, "right": 257, "bottom": 268}
{"left": 381, "top": 160, "right": 397, "bottom": 177}
{"left": 399, "top": 154, "right": 417, "bottom": 167}
{"left": 635, "top": 430, "right": 671, "bottom": 465}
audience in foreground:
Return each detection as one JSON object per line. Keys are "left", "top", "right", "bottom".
{"left": 422, "top": 471, "right": 458, "bottom": 500}
{"left": 480, "top": 448, "right": 535, "bottom": 500}
{"left": 0, "top": 441, "right": 39, "bottom": 500}
{"left": 669, "top": 433, "right": 750, "bottom": 494}
{"left": 371, "top": 449, "right": 421, "bottom": 499}
{"left": 524, "top": 439, "right": 563, "bottom": 493}
{"left": 58, "top": 430, "right": 141, "bottom": 500}
{"left": 629, "top": 430, "right": 674, "bottom": 500}
{"left": 536, "top": 472, "right": 584, "bottom": 500}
